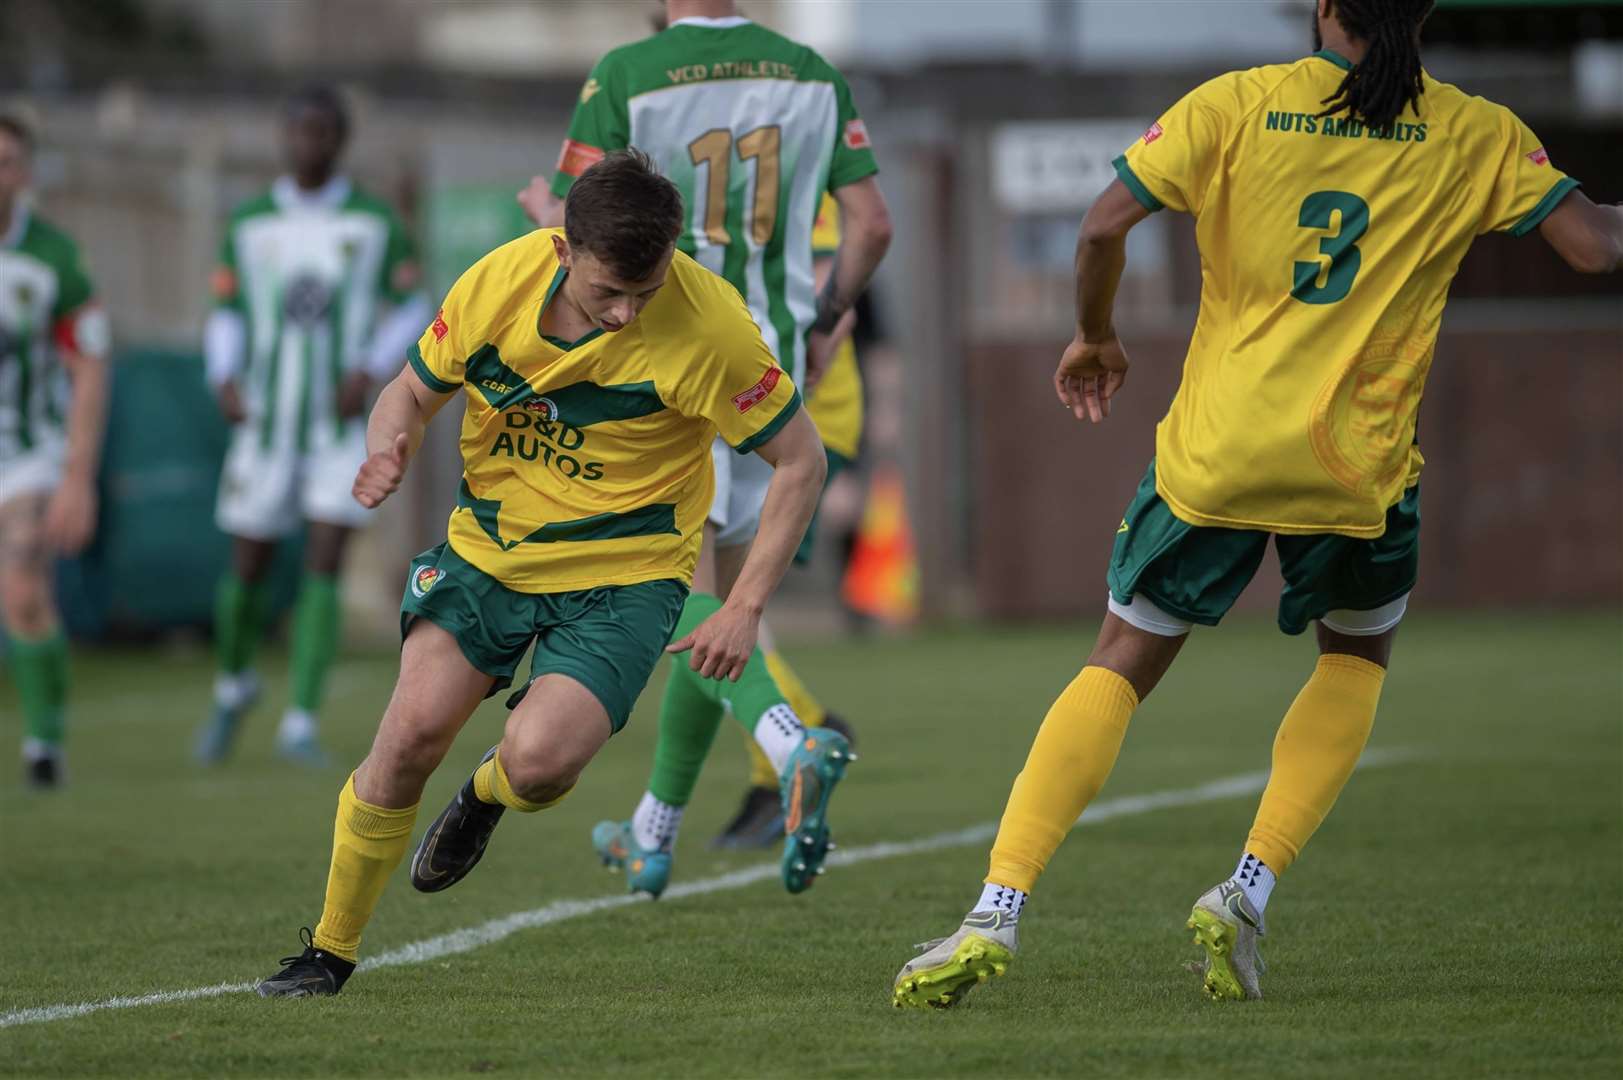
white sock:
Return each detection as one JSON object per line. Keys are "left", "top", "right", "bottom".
{"left": 631, "top": 790, "right": 684, "bottom": 853}
{"left": 976, "top": 882, "right": 1028, "bottom": 920}
{"left": 21, "top": 736, "right": 61, "bottom": 763}
{"left": 277, "top": 708, "right": 317, "bottom": 744}
{"left": 213, "top": 670, "right": 257, "bottom": 709}
{"left": 1231, "top": 852, "right": 1277, "bottom": 915}
{"left": 752, "top": 703, "right": 804, "bottom": 775}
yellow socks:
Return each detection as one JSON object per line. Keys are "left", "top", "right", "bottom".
{"left": 746, "top": 650, "right": 828, "bottom": 787}
{"left": 1245, "top": 653, "right": 1385, "bottom": 874}
{"left": 311, "top": 774, "right": 419, "bottom": 962}
{"left": 472, "top": 750, "right": 568, "bottom": 813}
{"left": 986, "top": 666, "right": 1138, "bottom": 893}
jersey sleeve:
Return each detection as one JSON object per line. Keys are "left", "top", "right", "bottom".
{"left": 407, "top": 261, "right": 482, "bottom": 394}
{"left": 50, "top": 240, "right": 94, "bottom": 320}
{"left": 668, "top": 283, "right": 803, "bottom": 454}
{"left": 826, "top": 65, "right": 880, "bottom": 191}
{"left": 1114, "top": 75, "right": 1238, "bottom": 216}
{"left": 49, "top": 240, "right": 109, "bottom": 358}
{"left": 549, "top": 55, "right": 630, "bottom": 199}
{"left": 1477, "top": 106, "right": 1580, "bottom": 236}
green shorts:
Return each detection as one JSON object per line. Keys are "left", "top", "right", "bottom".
{"left": 1107, "top": 460, "right": 1420, "bottom": 636}
{"left": 793, "top": 446, "right": 854, "bottom": 566}
{"left": 399, "top": 541, "right": 687, "bottom": 732}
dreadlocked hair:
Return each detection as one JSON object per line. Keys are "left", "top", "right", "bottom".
{"left": 1317, "top": 0, "right": 1436, "bottom": 134}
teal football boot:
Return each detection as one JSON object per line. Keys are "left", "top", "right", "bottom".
{"left": 591, "top": 820, "right": 672, "bottom": 898}
{"left": 779, "top": 727, "right": 855, "bottom": 893}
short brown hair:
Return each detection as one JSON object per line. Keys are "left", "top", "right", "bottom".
{"left": 564, "top": 148, "right": 683, "bottom": 280}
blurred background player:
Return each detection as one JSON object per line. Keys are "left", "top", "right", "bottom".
{"left": 893, "top": 0, "right": 1623, "bottom": 1009}
{"left": 0, "top": 110, "right": 110, "bottom": 789}
{"left": 194, "top": 85, "right": 429, "bottom": 767}
{"left": 516, "top": 0, "right": 892, "bottom": 896}
{"left": 716, "top": 192, "right": 865, "bottom": 849}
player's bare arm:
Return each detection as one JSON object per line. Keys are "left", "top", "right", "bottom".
{"left": 1538, "top": 190, "right": 1623, "bottom": 274}
{"left": 668, "top": 407, "right": 826, "bottom": 681}
{"left": 808, "top": 176, "right": 893, "bottom": 385}
{"left": 352, "top": 364, "right": 453, "bottom": 509}
{"left": 43, "top": 341, "right": 109, "bottom": 554}
{"left": 518, "top": 177, "right": 566, "bottom": 229}
{"left": 1056, "top": 179, "right": 1152, "bottom": 424}
{"left": 804, "top": 255, "right": 859, "bottom": 394}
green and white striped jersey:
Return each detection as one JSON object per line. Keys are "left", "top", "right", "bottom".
{"left": 0, "top": 201, "right": 104, "bottom": 460}
{"left": 212, "top": 176, "right": 417, "bottom": 451}
{"left": 549, "top": 16, "right": 879, "bottom": 384}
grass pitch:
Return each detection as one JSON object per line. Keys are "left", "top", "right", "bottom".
{"left": 3, "top": 614, "right": 1620, "bottom": 1078}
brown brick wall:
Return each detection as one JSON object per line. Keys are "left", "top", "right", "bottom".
{"left": 968, "top": 326, "right": 1622, "bottom": 620}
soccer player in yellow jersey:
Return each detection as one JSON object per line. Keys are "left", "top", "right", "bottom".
{"left": 894, "top": 0, "right": 1622, "bottom": 1009}
{"left": 256, "top": 151, "right": 827, "bottom": 997}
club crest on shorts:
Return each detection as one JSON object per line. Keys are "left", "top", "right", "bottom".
{"left": 411, "top": 565, "right": 444, "bottom": 598}
{"left": 524, "top": 396, "right": 560, "bottom": 422}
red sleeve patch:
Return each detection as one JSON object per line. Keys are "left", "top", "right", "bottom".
{"left": 431, "top": 309, "right": 449, "bottom": 342}
{"left": 732, "top": 367, "right": 782, "bottom": 413}
{"left": 1142, "top": 122, "right": 1164, "bottom": 145}
{"left": 54, "top": 303, "right": 110, "bottom": 357}
{"left": 556, "top": 138, "right": 607, "bottom": 178}
{"left": 842, "top": 119, "right": 871, "bottom": 151}
{"left": 1527, "top": 147, "right": 1550, "bottom": 166}
{"left": 210, "top": 266, "right": 238, "bottom": 301}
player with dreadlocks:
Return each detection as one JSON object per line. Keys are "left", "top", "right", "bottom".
{"left": 893, "top": 0, "right": 1621, "bottom": 1008}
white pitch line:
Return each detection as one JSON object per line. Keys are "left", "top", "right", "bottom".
{"left": 0, "top": 749, "right": 1415, "bottom": 1030}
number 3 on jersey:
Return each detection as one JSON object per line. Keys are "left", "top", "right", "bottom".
{"left": 689, "top": 126, "right": 781, "bottom": 247}
{"left": 1291, "top": 191, "right": 1369, "bottom": 305}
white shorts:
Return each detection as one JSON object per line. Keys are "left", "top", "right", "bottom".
{"left": 215, "top": 421, "right": 373, "bottom": 540}
{"left": 1106, "top": 591, "right": 1411, "bottom": 638}
{"left": 0, "top": 441, "right": 64, "bottom": 509}
{"left": 707, "top": 437, "right": 774, "bottom": 549}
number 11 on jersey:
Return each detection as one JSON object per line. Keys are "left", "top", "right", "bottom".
{"left": 689, "top": 126, "right": 782, "bottom": 248}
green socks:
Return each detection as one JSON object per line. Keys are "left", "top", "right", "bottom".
{"left": 9, "top": 631, "right": 68, "bottom": 747}
{"left": 214, "top": 573, "right": 269, "bottom": 675}
{"left": 646, "top": 592, "right": 793, "bottom": 807}
{"left": 290, "top": 573, "right": 340, "bottom": 712}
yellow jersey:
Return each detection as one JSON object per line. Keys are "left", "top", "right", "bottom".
{"left": 1117, "top": 49, "right": 1578, "bottom": 537}
{"left": 409, "top": 229, "right": 802, "bottom": 592}
{"left": 804, "top": 193, "right": 863, "bottom": 460}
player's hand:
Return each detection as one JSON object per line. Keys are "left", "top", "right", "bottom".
{"left": 217, "top": 380, "right": 248, "bottom": 425}
{"left": 336, "top": 371, "right": 371, "bottom": 419}
{"left": 803, "top": 307, "right": 856, "bottom": 394}
{"left": 1054, "top": 334, "right": 1130, "bottom": 423}
{"left": 43, "top": 474, "right": 98, "bottom": 555}
{"left": 352, "top": 432, "right": 410, "bottom": 509}
{"left": 665, "top": 601, "right": 761, "bottom": 682}
{"left": 516, "top": 175, "right": 553, "bottom": 227}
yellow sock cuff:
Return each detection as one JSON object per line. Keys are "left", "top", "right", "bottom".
{"left": 1314, "top": 652, "right": 1388, "bottom": 684}
{"left": 1074, "top": 664, "right": 1140, "bottom": 713}
{"left": 472, "top": 757, "right": 499, "bottom": 806}
{"left": 339, "top": 773, "right": 418, "bottom": 840}
{"left": 476, "top": 751, "right": 568, "bottom": 813}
